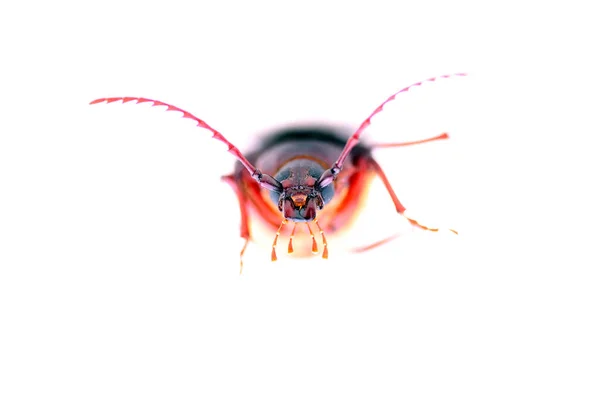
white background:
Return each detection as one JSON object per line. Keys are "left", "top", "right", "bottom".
{"left": 1, "top": 1, "right": 599, "bottom": 399}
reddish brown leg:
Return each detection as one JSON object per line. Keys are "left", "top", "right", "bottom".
{"left": 372, "top": 133, "right": 449, "bottom": 148}
{"left": 222, "top": 174, "right": 251, "bottom": 273}
{"left": 369, "top": 158, "right": 457, "bottom": 234}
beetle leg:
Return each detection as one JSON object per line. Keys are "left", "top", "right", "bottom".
{"left": 371, "top": 132, "right": 449, "bottom": 148}
{"left": 368, "top": 158, "right": 457, "bottom": 234}
{"left": 222, "top": 174, "right": 252, "bottom": 273}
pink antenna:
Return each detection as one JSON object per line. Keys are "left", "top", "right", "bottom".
{"left": 317, "top": 73, "right": 467, "bottom": 188}
{"left": 90, "top": 97, "right": 283, "bottom": 192}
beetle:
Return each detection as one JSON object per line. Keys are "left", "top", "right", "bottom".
{"left": 91, "top": 73, "right": 464, "bottom": 271}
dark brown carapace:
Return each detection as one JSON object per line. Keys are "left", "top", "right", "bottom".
{"left": 91, "top": 73, "right": 464, "bottom": 271}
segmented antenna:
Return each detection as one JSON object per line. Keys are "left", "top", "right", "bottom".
{"left": 90, "top": 97, "right": 282, "bottom": 192}
{"left": 317, "top": 73, "right": 467, "bottom": 188}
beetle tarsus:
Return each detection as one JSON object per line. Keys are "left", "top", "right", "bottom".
{"left": 369, "top": 157, "right": 458, "bottom": 235}
{"left": 405, "top": 216, "right": 457, "bottom": 234}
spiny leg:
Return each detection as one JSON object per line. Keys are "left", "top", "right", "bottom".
{"left": 222, "top": 174, "right": 252, "bottom": 273}
{"left": 369, "top": 158, "right": 457, "bottom": 234}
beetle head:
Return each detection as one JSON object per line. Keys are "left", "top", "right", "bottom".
{"left": 277, "top": 186, "right": 324, "bottom": 222}
{"left": 267, "top": 159, "right": 335, "bottom": 222}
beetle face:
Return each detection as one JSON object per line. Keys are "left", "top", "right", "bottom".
{"left": 268, "top": 158, "right": 335, "bottom": 222}
{"left": 278, "top": 186, "right": 324, "bottom": 222}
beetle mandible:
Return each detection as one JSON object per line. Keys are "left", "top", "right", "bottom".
{"left": 91, "top": 73, "right": 465, "bottom": 271}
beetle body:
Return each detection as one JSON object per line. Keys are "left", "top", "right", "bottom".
{"left": 223, "top": 126, "right": 374, "bottom": 260}
{"left": 91, "top": 73, "right": 465, "bottom": 270}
